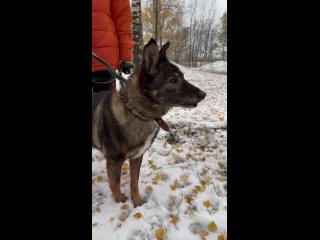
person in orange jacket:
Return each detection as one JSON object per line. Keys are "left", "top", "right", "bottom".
{"left": 92, "top": 0, "right": 134, "bottom": 92}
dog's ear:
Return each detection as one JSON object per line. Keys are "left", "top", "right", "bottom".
{"left": 142, "top": 38, "right": 159, "bottom": 74}
{"left": 159, "top": 41, "right": 170, "bottom": 62}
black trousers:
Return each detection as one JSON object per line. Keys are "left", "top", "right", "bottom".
{"left": 92, "top": 70, "right": 114, "bottom": 92}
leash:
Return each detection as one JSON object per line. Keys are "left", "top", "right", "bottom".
{"left": 92, "top": 52, "right": 128, "bottom": 84}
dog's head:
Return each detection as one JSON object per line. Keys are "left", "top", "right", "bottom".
{"left": 140, "top": 38, "right": 206, "bottom": 108}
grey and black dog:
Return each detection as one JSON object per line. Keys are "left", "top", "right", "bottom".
{"left": 92, "top": 38, "right": 206, "bottom": 207}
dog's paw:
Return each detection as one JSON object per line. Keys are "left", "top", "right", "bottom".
{"left": 115, "top": 193, "right": 128, "bottom": 203}
{"left": 132, "top": 196, "right": 146, "bottom": 207}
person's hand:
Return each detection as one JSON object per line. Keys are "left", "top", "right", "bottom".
{"left": 119, "top": 61, "right": 133, "bottom": 74}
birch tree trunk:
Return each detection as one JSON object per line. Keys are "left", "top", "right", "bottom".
{"left": 153, "top": 0, "right": 159, "bottom": 42}
{"left": 132, "top": 0, "right": 144, "bottom": 66}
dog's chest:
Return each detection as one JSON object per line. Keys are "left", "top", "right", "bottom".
{"left": 125, "top": 121, "right": 159, "bottom": 160}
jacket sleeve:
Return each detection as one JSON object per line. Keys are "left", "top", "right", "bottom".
{"left": 110, "top": 0, "right": 134, "bottom": 62}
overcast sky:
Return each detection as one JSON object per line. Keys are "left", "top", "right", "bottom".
{"left": 183, "top": 0, "right": 227, "bottom": 25}
{"left": 185, "top": 0, "right": 227, "bottom": 18}
{"left": 216, "top": 0, "right": 227, "bottom": 18}
{"left": 140, "top": 0, "right": 227, "bottom": 15}
{"left": 139, "top": 0, "right": 227, "bottom": 24}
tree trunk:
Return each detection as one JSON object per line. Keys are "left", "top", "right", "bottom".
{"left": 132, "top": 0, "right": 144, "bottom": 66}
{"left": 222, "top": 41, "right": 225, "bottom": 60}
{"left": 153, "top": 0, "right": 159, "bottom": 42}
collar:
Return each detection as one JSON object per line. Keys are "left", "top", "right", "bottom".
{"left": 125, "top": 102, "right": 170, "bottom": 132}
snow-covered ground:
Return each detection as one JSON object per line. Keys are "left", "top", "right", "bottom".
{"left": 197, "top": 61, "right": 227, "bottom": 74}
{"left": 92, "top": 65, "right": 227, "bottom": 240}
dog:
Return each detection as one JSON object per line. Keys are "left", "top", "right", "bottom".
{"left": 92, "top": 38, "right": 206, "bottom": 207}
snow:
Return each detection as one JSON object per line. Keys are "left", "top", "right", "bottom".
{"left": 93, "top": 64, "right": 227, "bottom": 240}
{"left": 197, "top": 61, "right": 227, "bottom": 74}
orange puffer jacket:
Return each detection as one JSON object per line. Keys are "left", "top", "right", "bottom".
{"left": 92, "top": 0, "right": 133, "bottom": 72}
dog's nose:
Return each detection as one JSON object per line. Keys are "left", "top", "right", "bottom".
{"left": 198, "top": 90, "right": 206, "bottom": 100}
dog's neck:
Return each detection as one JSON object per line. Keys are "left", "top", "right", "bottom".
{"left": 125, "top": 101, "right": 170, "bottom": 132}
{"left": 120, "top": 73, "right": 170, "bottom": 132}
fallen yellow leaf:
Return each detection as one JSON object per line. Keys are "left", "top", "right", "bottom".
{"left": 152, "top": 174, "right": 161, "bottom": 184}
{"left": 121, "top": 204, "right": 129, "bottom": 209}
{"left": 203, "top": 177, "right": 213, "bottom": 183}
{"left": 174, "top": 179, "right": 179, "bottom": 186}
{"left": 198, "top": 146, "right": 205, "bottom": 151}
{"left": 97, "top": 176, "right": 103, "bottom": 182}
{"left": 156, "top": 228, "right": 165, "bottom": 240}
{"left": 133, "top": 212, "right": 143, "bottom": 219}
{"left": 119, "top": 214, "right": 127, "bottom": 221}
{"left": 170, "top": 215, "right": 178, "bottom": 224}
{"left": 208, "top": 221, "right": 218, "bottom": 232}
{"left": 92, "top": 223, "right": 98, "bottom": 227}
{"left": 217, "top": 234, "right": 225, "bottom": 240}
{"left": 146, "top": 186, "right": 153, "bottom": 193}
{"left": 181, "top": 175, "right": 189, "bottom": 183}
{"left": 203, "top": 200, "right": 212, "bottom": 208}
{"left": 96, "top": 155, "right": 104, "bottom": 161}
{"left": 217, "top": 177, "right": 225, "bottom": 182}
{"left": 123, "top": 162, "right": 129, "bottom": 169}
{"left": 185, "top": 195, "right": 193, "bottom": 203}
{"left": 199, "top": 230, "right": 209, "bottom": 237}
{"left": 160, "top": 173, "right": 169, "bottom": 180}
{"left": 150, "top": 164, "right": 157, "bottom": 170}
{"left": 218, "top": 162, "right": 225, "bottom": 169}
{"left": 200, "top": 185, "right": 206, "bottom": 192}
{"left": 171, "top": 179, "right": 179, "bottom": 191}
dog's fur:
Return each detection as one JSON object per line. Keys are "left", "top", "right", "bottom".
{"left": 92, "top": 39, "right": 206, "bottom": 207}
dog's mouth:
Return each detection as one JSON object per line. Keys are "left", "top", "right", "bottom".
{"left": 168, "top": 101, "right": 198, "bottom": 108}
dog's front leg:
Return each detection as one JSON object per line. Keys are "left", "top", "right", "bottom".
{"left": 130, "top": 156, "right": 145, "bottom": 207}
{"left": 107, "top": 158, "right": 127, "bottom": 203}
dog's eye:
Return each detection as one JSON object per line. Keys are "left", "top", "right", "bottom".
{"left": 168, "top": 78, "right": 178, "bottom": 84}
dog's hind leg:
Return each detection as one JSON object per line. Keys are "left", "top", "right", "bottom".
{"left": 107, "top": 158, "right": 127, "bottom": 203}
{"left": 130, "top": 155, "right": 145, "bottom": 207}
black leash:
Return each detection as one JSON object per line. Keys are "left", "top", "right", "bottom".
{"left": 92, "top": 52, "right": 128, "bottom": 84}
